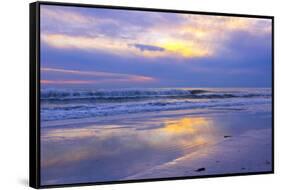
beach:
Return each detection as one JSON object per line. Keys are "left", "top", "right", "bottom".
{"left": 40, "top": 88, "right": 272, "bottom": 185}
{"left": 38, "top": 6, "right": 273, "bottom": 187}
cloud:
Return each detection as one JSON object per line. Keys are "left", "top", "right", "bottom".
{"left": 41, "top": 80, "right": 96, "bottom": 84}
{"left": 41, "top": 67, "right": 155, "bottom": 85}
{"left": 131, "top": 44, "right": 165, "bottom": 52}
{"left": 41, "top": 5, "right": 272, "bottom": 60}
{"left": 41, "top": 33, "right": 131, "bottom": 56}
{"left": 41, "top": 5, "right": 91, "bottom": 25}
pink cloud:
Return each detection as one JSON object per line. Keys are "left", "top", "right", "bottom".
{"left": 41, "top": 80, "right": 96, "bottom": 84}
{"left": 41, "top": 67, "right": 156, "bottom": 84}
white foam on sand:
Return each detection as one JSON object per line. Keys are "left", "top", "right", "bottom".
{"left": 124, "top": 128, "right": 272, "bottom": 179}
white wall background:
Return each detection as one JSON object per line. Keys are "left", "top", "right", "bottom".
{"left": 0, "top": 0, "right": 279, "bottom": 189}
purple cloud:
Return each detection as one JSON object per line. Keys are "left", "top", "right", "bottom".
{"left": 131, "top": 43, "right": 165, "bottom": 52}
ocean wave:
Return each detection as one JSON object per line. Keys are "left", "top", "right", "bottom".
{"left": 41, "top": 88, "right": 270, "bottom": 101}
{"left": 40, "top": 88, "right": 272, "bottom": 122}
{"left": 41, "top": 97, "right": 271, "bottom": 122}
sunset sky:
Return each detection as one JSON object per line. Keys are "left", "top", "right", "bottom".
{"left": 40, "top": 5, "right": 272, "bottom": 88}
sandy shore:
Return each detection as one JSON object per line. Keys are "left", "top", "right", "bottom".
{"left": 125, "top": 128, "right": 272, "bottom": 179}
{"left": 41, "top": 110, "right": 272, "bottom": 185}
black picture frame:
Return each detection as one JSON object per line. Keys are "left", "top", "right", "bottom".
{"left": 29, "top": 1, "right": 274, "bottom": 188}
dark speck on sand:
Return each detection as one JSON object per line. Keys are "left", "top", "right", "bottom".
{"left": 195, "top": 168, "right": 206, "bottom": 172}
{"left": 224, "top": 135, "right": 232, "bottom": 138}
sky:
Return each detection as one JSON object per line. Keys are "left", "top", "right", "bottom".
{"left": 40, "top": 5, "right": 272, "bottom": 89}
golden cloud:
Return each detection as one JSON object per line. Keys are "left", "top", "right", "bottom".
{"left": 41, "top": 6, "right": 272, "bottom": 59}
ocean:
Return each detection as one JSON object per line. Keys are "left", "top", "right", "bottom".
{"left": 41, "top": 87, "right": 271, "bottom": 123}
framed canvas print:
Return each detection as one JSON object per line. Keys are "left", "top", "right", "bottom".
{"left": 29, "top": 1, "right": 274, "bottom": 188}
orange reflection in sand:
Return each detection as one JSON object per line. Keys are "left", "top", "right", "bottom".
{"left": 41, "top": 116, "right": 216, "bottom": 168}
{"left": 163, "top": 117, "right": 209, "bottom": 134}
{"left": 158, "top": 117, "right": 214, "bottom": 150}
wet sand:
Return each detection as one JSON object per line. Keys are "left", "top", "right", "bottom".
{"left": 125, "top": 128, "right": 272, "bottom": 179}
{"left": 41, "top": 110, "right": 272, "bottom": 185}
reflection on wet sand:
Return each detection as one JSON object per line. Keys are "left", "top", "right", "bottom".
{"left": 41, "top": 116, "right": 217, "bottom": 185}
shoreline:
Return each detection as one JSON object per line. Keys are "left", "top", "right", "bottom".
{"left": 41, "top": 103, "right": 271, "bottom": 129}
